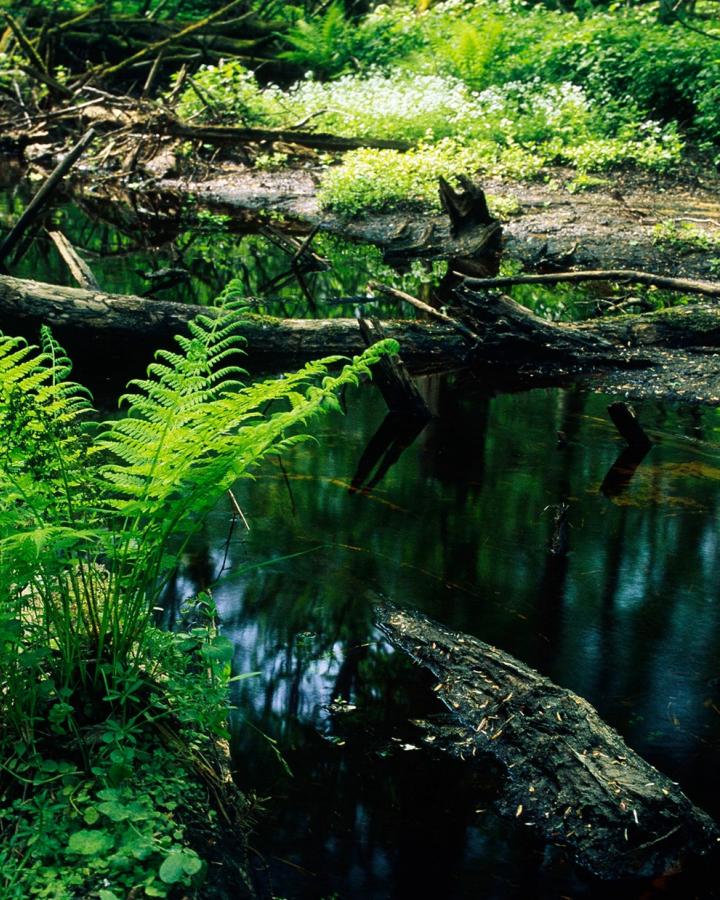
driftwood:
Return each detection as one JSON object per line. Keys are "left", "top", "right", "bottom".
{"left": 459, "top": 269, "right": 720, "bottom": 300}
{"left": 376, "top": 603, "right": 720, "bottom": 879}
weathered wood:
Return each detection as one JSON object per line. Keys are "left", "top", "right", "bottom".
{"left": 358, "top": 316, "right": 431, "bottom": 418}
{"left": 0, "top": 129, "right": 95, "bottom": 264}
{"left": 369, "top": 281, "right": 480, "bottom": 341}
{"left": 5, "top": 275, "right": 720, "bottom": 400}
{"left": 458, "top": 268, "right": 720, "bottom": 299}
{"left": 376, "top": 603, "right": 720, "bottom": 879}
{"left": 168, "top": 123, "right": 411, "bottom": 153}
{"left": 0, "top": 275, "right": 465, "bottom": 366}
{"left": 47, "top": 230, "right": 100, "bottom": 290}
{"left": 439, "top": 175, "right": 497, "bottom": 237}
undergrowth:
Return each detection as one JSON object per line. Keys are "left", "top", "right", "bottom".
{"left": 0, "top": 289, "right": 393, "bottom": 897}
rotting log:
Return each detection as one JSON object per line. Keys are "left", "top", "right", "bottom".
{"left": 166, "top": 122, "right": 411, "bottom": 153}
{"left": 358, "top": 316, "right": 431, "bottom": 418}
{"left": 607, "top": 401, "right": 652, "bottom": 450}
{"left": 4, "top": 275, "right": 720, "bottom": 401}
{"left": 376, "top": 603, "right": 720, "bottom": 879}
{"left": 0, "top": 275, "right": 465, "bottom": 367}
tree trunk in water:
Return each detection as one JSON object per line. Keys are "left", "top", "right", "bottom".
{"left": 376, "top": 603, "right": 720, "bottom": 880}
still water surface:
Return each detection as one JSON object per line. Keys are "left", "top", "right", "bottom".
{"left": 165, "top": 379, "right": 720, "bottom": 899}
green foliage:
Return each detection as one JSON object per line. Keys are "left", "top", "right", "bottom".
{"left": 177, "top": 56, "right": 683, "bottom": 215}
{"left": 317, "top": 139, "right": 539, "bottom": 214}
{"left": 0, "top": 741, "right": 207, "bottom": 898}
{"left": 0, "top": 294, "right": 394, "bottom": 896}
{"left": 278, "top": 0, "right": 410, "bottom": 78}
{"left": 652, "top": 220, "right": 720, "bottom": 253}
{"left": 420, "top": 16, "right": 503, "bottom": 91}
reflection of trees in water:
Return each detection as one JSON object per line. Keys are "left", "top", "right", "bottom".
{"left": 166, "top": 382, "right": 720, "bottom": 850}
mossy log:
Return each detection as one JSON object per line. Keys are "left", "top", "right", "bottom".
{"left": 0, "top": 275, "right": 465, "bottom": 369}
{"left": 3, "top": 275, "right": 720, "bottom": 402}
{"left": 376, "top": 603, "right": 720, "bottom": 880}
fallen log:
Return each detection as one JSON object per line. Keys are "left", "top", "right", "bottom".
{"left": 166, "top": 123, "right": 411, "bottom": 153}
{"left": 376, "top": 603, "right": 720, "bottom": 879}
{"left": 0, "top": 274, "right": 465, "bottom": 367}
{"left": 4, "top": 275, "right": 720, "bottom": 401}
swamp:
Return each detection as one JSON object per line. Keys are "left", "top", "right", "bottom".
{"left": 2, "top": 0, "right": 720, "bottom": 897}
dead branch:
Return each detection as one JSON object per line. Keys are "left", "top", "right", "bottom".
{"left": 457, "top": 269, "right": 720, "bottom": 299}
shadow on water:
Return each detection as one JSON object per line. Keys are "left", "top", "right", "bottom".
{"left": 160, "top": 378, "right": 720, "bottom": 899}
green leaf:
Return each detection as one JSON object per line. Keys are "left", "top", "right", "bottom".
{"left": 83, "top": 807, "right": 100, "bottom": 825}
{"left": 159, "top": 851, "right": 186, "bottom": 884}
{"left": 183, "top": 854, "right": 202, "bottom": 876}
{"left": 67, "top": 829, "right": 114, "bottom": 855}
{"left": 97, "top": 800, "right": 130, "bottom": 822}
{"left": 159, "top": 848, "right": 202, "bottom": 883}
{"left": 200, "top": 635, "right": 234, "bottom": 663}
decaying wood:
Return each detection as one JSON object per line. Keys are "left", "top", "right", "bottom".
{"left": 47, "top": 231, "right": 100, "bottom": 290}
{"left": 358, "top": 317, "right": 431, "bottom": 418}
{"left": 369, "top": 281, "right": 480, "bottom": 341}
{"left": 376, "top": 603, "right": 720, "bottom": 879}
{"left": 167, "top": 122, "right": 411, "bottom": 153}
{"left": 607, "top": 401, "right": 652, "bottom": 450}
{"left": 0, "top": 129, "right": 95, "bottom": 265}
{"left": 4, "top": 275, "right": 720, "bottom": 400}
{"left": 0, "top": 275, "right": 465, "bottom": 367}
{"left": 459, "top": 268, "right": 720, "bottom": 300}
{"left": 439, "top": 174, "right": 499, "bottom": 239}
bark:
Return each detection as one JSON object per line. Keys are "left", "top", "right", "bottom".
{"left": 3, "top": 275, "right": 720, "bottom": 402}
{"left": 0, "top": 275, "right": 465, "bottom": 367}
{"left": 376, "top": 603, "right": 720, "bottom": 880}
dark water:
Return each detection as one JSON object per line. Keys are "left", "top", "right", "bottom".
{"left": 164, "top": 379, "right": 720, "bottom": 899}
{"left": 2, "top": 177, "right": 720, "bottom": 897}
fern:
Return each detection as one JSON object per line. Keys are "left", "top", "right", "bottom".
{"left": 0, "top": 295, "right": 396, "bottom": 749}
{"left": 280, "top": 2, "right": 358, "bottom": 77}
{"left": 426, "top": 19, "right": 503, "bottom": 91}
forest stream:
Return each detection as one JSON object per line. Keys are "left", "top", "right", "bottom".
{"left": 3, "top": 179, "right": 720, "bottom": 898}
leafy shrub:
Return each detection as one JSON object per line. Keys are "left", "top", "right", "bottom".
{"left": 317, "top": 138, "right": 540, "bottom": 214}
{"left": 420, "top": 16, "right": 503, "bottom": 90}
{"left": 172, "top": 60, "right": 282, "bottom": 125}
{"left": 0, "top": 296, "right": 393, "bottom": 895}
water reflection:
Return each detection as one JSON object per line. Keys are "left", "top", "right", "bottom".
{"left": 161, "top": 379, "right": 720, "bottom": 897}
{"left": 0, "top": 180, "right": 441, "bottom": 317}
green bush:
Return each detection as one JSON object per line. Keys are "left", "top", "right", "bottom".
{"left": 0, "top": 295, "right": 393, "bottom": 896}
